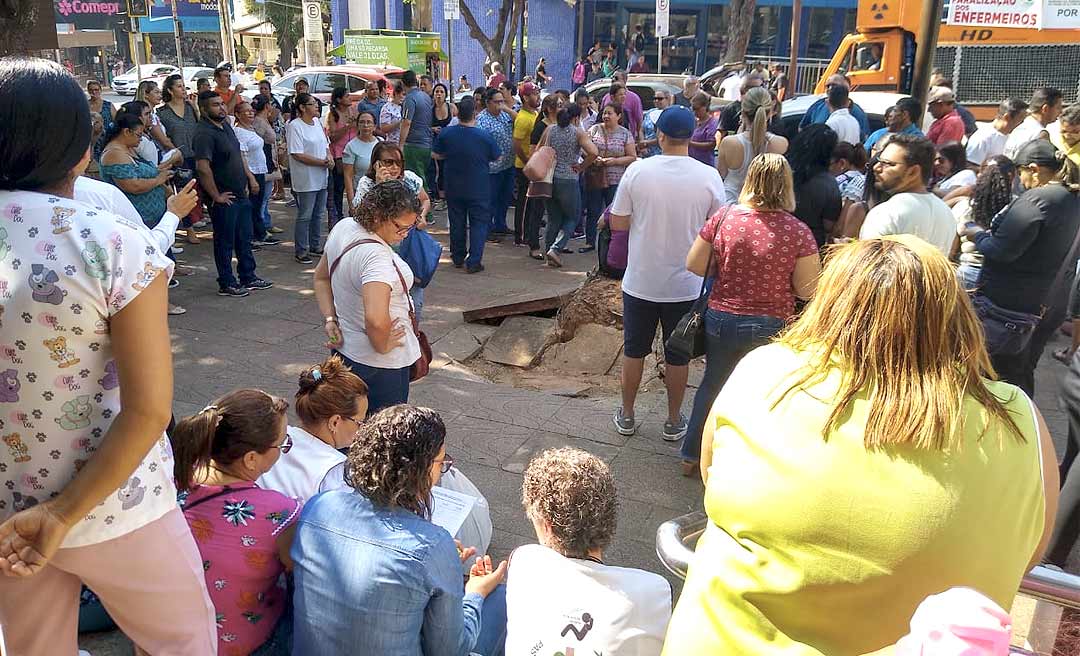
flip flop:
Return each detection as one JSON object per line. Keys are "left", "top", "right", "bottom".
{"left": 529, "top": 252, "right": 545, "bottom": 260}
{"left": 168, "top": 304, "right": 187, "bottom": 316}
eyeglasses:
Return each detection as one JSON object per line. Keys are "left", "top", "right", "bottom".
{"left": 875, "top": 157, "right": 904, "bottom": 169}
{"left": 434, "top": 453, "right": 454, "bottom": 474}
{"left": 654, "top": 96, "right": 668, "bottom": 102}
{"left": 376, "top": 159, "right": 403, "bottom": 168}
{"left": 249, "top": 432, "right": 292, "bottom": 454}
{"left": 391, "top": 216, "right": 417, "bottom": 233}
{"left": 341, "top": 415, "right": 363, "bottom": 433}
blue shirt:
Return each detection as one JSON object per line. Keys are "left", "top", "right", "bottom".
{"left": 799, "top": 98, "right": 870, "bottom": 140}
{"left": 402, "top": 88, "right": 435, "bottom": 148}
{"left": 475, "top": 110, "right": 515, "bottom": 172}
{"left": 291, "top": 490, "right": 484, "bottom": 656}
{"left": 357, "top": 98, "right": 386, "bottom": 125}
{"left": 432, "top": 125, "right": 499, "bottom": 201}
{"left": 863, "top": 122, "right": 924, "bottom": 153}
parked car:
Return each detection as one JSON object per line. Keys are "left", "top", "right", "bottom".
{"left": 242, "top": 64, "right": 407, "bottom": 107}
{"left": 111, "top": 64, "right": 179, "bottom": 95}
{"left": 778, "top": 90, "right": 901, "bottom": 138}
{"left": 585, "top": 78, "right": 682, "bottom": 110}
{"left": 180, "top": 66, "right": 215, "bottom": 93}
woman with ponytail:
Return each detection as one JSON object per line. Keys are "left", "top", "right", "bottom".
{"left": 717, "top": 85, "right": 788, "bottom": 203}
{"left": 174, "top": 389, "right": 301, "bottom": 655}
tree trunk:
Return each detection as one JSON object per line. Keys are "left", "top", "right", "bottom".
{"left": 0, "top": 0, "right": 39, "bottom": 57}
{"left": 723, "top": 0, "right": 756, "bottom": 64}
{"left": 279, "top": 34, "right": 295, "bottom": 69}
{"left": 459, "top": 0, "right": 522, "bottom": 72}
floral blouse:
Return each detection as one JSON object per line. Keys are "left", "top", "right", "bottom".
{"left": 0, "top": 190, "right": 176, "bottom": 547}
{"left": 589, "top": 124, "right": 634, "bottom": 187}
{"left": 179, "top": 482, "right": 302, "bottom": 655}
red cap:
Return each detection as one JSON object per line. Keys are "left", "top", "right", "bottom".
{"left": 518, "top": 82, "right": 539, "bottom": 96}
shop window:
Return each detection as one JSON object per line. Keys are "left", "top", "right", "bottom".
{"left": 805, "top": 8, "right": 836, "bottom": 59}
{"left": 747, "top": 7, "right": 779, "bottom": 57}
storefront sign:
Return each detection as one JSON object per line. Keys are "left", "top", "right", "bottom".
{"left": 54, "top": 0, "right": 123, "bottom": 30}
{"left": 139, "top": 0, "right": 220, "bottom": 32}
{"left": 656, "top": 0, "right": 670, "bottom": 37}
{"left": 947, "top": 0, "right": 1042, "bottom": 28}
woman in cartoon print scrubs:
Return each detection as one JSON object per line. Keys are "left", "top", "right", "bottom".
{"left": 0, "top": 58, "right": 217, "bottom": 654}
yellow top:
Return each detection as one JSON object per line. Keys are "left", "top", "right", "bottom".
{"left": 1051, "top": 131, "right": 1080, "bottom": 170}
{"left": 513, "top": 107, "right": 538, "bottom": 169}
{"left": 663, "top": 343, "right": 1045, "bottom": 656}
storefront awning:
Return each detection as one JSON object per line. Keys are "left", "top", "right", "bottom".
{"left": 57, "top": 29, "right": 116, "bottom": 48}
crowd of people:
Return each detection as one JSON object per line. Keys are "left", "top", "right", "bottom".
{"left": 3, "top": 51, "right": 1080, "bottom": 656}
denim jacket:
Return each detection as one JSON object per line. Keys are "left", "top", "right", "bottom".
{"left": 291, "top": 489, "right": 484, "bottom": 655}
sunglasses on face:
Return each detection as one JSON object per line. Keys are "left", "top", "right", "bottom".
{"left": 377, "top": 159, "right": 403, "bottom": 167}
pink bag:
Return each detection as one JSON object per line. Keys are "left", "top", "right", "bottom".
{"left": 523, "top": 145, "right": 555, "bottom": 182}
{"left": 894, "top": 587, "right": 1012, "bottom": 656}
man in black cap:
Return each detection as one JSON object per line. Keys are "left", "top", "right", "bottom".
{"left": 608, "top": 105, "right": 725, "bottom": 443}
{"left": 965, "top": 139, "right": 1080, "bottom": 395}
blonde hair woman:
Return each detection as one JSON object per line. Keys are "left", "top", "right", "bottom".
{"left": 717, "top": 86, "right": 788, "bottom": 203}
{"left": 663, "top": 235, "right": 1058, "bottom": 656}
{"left": 680, "top": 154, "right": 820, "bottom": 474}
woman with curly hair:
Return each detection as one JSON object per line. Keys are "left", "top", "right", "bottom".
{"left": 291, "top": 404, "right": 507, "bottom": 655}
{"left": 314, "top": 179, "right": 423, "bottom": 413}
{"left": 952, "top": 155, "right": 1016, "bottom": 288}
{"left": 506, "top": 447, "right": 672, "bottom": 654}
{"left": 172, "top": 389, "right": 301, "bottom": 655}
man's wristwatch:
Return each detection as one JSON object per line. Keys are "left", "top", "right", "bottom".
{"left": 324, "top": 316, "right": 338, "bottom": 324}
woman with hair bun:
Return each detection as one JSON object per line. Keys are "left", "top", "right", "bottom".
{"left": 173, "top": 389, "right": 300, "bottom": 655}
{"left": 257, "top": 355, "right": 369, "bottom": 500}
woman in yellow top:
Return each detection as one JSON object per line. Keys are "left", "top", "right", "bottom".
{"left": 663, "top": 235, "right": 1059, "bottom": 656}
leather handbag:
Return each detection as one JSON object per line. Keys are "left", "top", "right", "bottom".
{"left": 329, "top": 238, "right": 432, "bottom": 381}
{"left": 665, "top": 207, "right": 730, "bottom": 361}
{"left": 971, "top": 293, "right": 1042, "bottom": 358}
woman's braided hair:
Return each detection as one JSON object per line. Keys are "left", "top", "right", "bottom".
{"left": 353, "top": 179, "right": 421, "bottom": 232}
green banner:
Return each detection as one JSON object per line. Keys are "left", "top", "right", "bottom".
{"left": 343, "top": 35, "right": 410, "bottom": 67}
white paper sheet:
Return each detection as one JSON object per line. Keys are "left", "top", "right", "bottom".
{"left": 430, "top": 486, "right": 477, "bottom": 537}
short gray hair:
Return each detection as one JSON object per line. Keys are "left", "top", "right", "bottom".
{"left": 522, "top": 448, "right": 617, "bottom": 558}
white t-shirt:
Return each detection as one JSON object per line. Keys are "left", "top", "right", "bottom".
{"left": 1004, "top": 115, "right": 1047, "bottom": 160}
{"left": 324, "top": 221, "right": 420, "bottom": 369}
{"left": 610, "top": 155, "right": 725, "bottom": 302}
{"left": 74, "top": 176, "right": 179, "bottom": 255}
{"left": 719, "top": 74, "right": 744, "bottom": 101}
{"left": 859, "top": 191, "right": 956, "bottom": 255}
{"left": 0, "top": 190, "right": 176, "bottom": 547}
{"left": 505, "top": 544, "right": 672, "bottom": 656}
{"left": 234, "top": 124, "right": 269, "bottom": 174}
{"left": 938, "top": 168, "right": 976, "bottom": 191}
{"left": 287, "top": 117, "right": 330, "bottom": 192}
{"left": 966, "top": 124, "right": 1008, "bottom": 167}
{"left": 256, "top": 426, "right": 347, "bottom": 501}
{"left": 826, "top": 108, "right": 861, "bottom": 145}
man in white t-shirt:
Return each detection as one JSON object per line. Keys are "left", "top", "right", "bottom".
{"left": 609, "top": 105, "right": 724, "bottom": 441}
{"left": 966, "top": 97, "right": 1028, "bottom": 168}
{"left": 506, "top": 448, "right": 672, "bottom": 656}
{"left": 824, "top": 84, "right": 861, "bottom": 145}
{"left": 719, "top": 70, "right": 745, "bottom": 101}
{"left": 1004, "top": 86, "right": 1064, "bottom": 160}
{"left": 859, "top": 134, "right": 955, "bottom": 254}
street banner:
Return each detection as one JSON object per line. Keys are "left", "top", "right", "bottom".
{"left": 303, "top": 0, "right": 322, "bottom": 42}
{"left": 947, "top": 0, "right": 1042, "bottom": 28}
{"left": 1044, "top": 0, "right": 1080, "bottom": 27}
{"left": 656, "top": 0, "right": 669, "bottom": 37}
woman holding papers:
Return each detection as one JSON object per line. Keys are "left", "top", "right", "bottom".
{"left": 290, "top": 405, "right": 507, "bottom": 655}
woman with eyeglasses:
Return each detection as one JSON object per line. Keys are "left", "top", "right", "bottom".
{"left": 258, "top": 355, "right": 370, "bottom": 500}
{"left": 315, "top": 180, "right": 424, "bottom": 413}
{"left": 639, "top": 90, "right": 670, "bottom": 158}
{"left": 292, "top": 404, "right": 508, "bottom": 655}
{"left": 173, "top": 389, "right": 301, "bottom": 656}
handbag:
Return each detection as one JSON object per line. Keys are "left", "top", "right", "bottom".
{"left": 597, "top": 206, "right": 627, "bottom": 279}
{"left": 971, "top": 293, "right": 1042, "bottom": 357}
{"left": 525, "top": 126, "right": 556, "bottom": 198}
{"left": 398, "top": 228, "right": 443, "bottom": 289}
{"left": 329, "top": 238, "right": 433, "bottom": 381}
{"left": 585, "top": 125, "right": 610, "bottom": 190}
{"left": 665, "top": 207, "right": 730, "bottom": 361}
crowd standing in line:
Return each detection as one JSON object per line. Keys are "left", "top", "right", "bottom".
{"left": 6, "top": 53, "right": 1080, "bottom": 656}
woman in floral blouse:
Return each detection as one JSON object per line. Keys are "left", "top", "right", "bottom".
{"left": 174, "top": 389, "right": 302, "bottom": 655}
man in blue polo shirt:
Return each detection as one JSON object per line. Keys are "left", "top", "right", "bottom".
{"left": 432, "top": 97, "right": 500, "bottom": 274}
{"left": 799, "top": 74, "right": 869, "bottom": 140}
{"left": 863, "top": 96, "right": 924, "bottom": 154}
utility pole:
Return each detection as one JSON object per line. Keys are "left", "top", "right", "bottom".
{"left": 219, "top": 0, "right": 236, "bottom": 63}
{"left": 131, "top": 17, "right": 143, "bottom": 82}
{"left": 788, "top": 0, "right": 801, "bottom": 95}
{"left": 911, "top": 0, "right": 945, "bottom": 107}
{"left": 171, "top": 0, "right": 185, "bottom": 69}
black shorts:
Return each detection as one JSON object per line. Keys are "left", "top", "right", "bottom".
{"left": 621, "top": 292, "right": 695, "bottom": 367}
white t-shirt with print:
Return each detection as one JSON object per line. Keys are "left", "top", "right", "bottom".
{"left": 74, "top": 176, "right": 179, "bottom": 255}
{"left": 610, "top": 155, "right": 725, "bottom": 303}
{"left": 287, "top": 117, "right": 330, "bottom": 192}
{"left": 323, "top": 221, "right": 420, "bottom": 369}
{"left": 0, "top": 190, "right": 177, "bottom": 547}
{"left": 505, "top": 543, "right": 672, "bottom": 656}
{"left": 257, "top": 425, "right": 347, "bottom": 501}
{"left": 966, "top": 124, "right": 1008, "bottom": 167}
{"left": 859, "top": 191, "right": 956, "bottom": 255}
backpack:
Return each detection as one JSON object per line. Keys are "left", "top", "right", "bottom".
{"left": 572, "top": 61, "right": 587, "bottom": 85}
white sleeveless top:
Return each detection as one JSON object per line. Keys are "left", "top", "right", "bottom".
{"left": 722, "top": 132, "right": 775, "bottom": 204}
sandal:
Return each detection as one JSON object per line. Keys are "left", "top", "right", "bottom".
{"left": 681, "top": 460, "right": 700, "bottom": 478}
{"left": 186, "top": 227, "right": 201, "bottom": 245}
{"left": 1053, "top": 347, "right": 1073, "bottom": 364}
{"left": 529, "top": 251, "right": 545, "bottom": 260}
{"left": 167, "top": 304, "right": 187, "bottom": 316}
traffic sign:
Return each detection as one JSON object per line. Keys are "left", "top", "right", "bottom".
{"left": 303, "top": 0, "right": 322, "bottom": 42}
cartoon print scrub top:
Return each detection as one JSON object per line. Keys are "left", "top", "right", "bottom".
{"left": 0, "top": 190, "right": 177, "bottom": 547}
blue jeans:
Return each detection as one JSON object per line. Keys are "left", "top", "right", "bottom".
{"left": 681, "top": 309, "right": 785, "bottom": 462}
{"left": 210, "top": 197, "right": 257, "bottom": 289}
{"left": 489, "top": 167, "right": 514, "bottom": 232}
{"left": 261, "top": 177, "right": 273, "bottom": 231}
{"left": 249, "top": 172, "right": 267, "bottom": 241}
{"left": 544, "top": 178, "right": 581, "bottom": 252}
{"left": 586, "top": 184, "right": 617, "bottom": 247}
{"left": 295, "top": 188, "right": 326, "bottom": 255}
{"left": 473, "top": 584, "right": 507, "bottom": 656}
{"left": 447, "top": 196, "right": 490, "bottom": 268}
{"left": 334, "top": 350, "right": 410, "bottom": 416}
